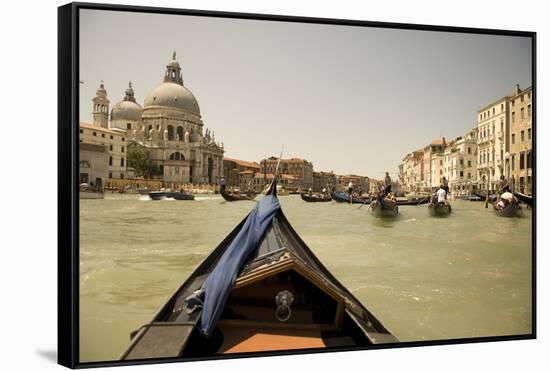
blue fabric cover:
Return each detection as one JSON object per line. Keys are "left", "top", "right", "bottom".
{"left": 198, "top": 193, "right": 281, "bottom": 337}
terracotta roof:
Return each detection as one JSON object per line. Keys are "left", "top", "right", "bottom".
{"left": 224, "top": 157, "right": 260, "bottom": 169}
{"left": 239, "top": 170, "right": 255, "bottom": 175}
{"left": 430, "top": 139, "right": 446, "bottom": 145}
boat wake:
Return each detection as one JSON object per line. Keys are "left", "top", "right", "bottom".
{"left": 404, "top": 218, "right": 417, "bottom": 223}
{"left": 138, "top": 195, "right": 151, "bottom": 201}
{"left": 195, "top": 196, "right": 220, "bottom": 201}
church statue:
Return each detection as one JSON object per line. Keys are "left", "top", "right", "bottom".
{"left": 163, "top": 129, "right": 168, "bottom": 141}
{"left": 184, "top": 130, "right": 190, "bottom": 143}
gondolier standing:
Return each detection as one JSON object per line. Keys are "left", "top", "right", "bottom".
{"left": 384, "top": 172, "right": 392, "bottom": 196}
{"left": 498, "top": 175, "right": 510, "bottom": 194}
{"left": 220, "top": 176, "right": 226, "bottom": 191}
{"left": 442, "top": 176, "right": 449, "bottom": 195}
{"left": 348, "top": 181, "right": 354, "bottom": 204}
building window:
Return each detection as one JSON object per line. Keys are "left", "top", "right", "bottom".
{"left": 101, "top": 133, "right": 105, "bottom": 138}
{"left": 521, "top": 94, "right": 524, "bottom": 103}
{"left": 109, "top": 156, "right": 113, "bottom": 166}
{"left": 93, "top": 132, "right": 97, "bottom": 136}
{"left": 528, "top": 128, "right": 531, "bottom": 140}
{"left": 521, "top": 130, "right": 525, "bottom": 142}
{"left": 460, "top": 171, "right": 464, "bottom": 178}
{"left": 519, "top": 152, "right": 525, "bottom": 170}
{"left": 460, "top": 159, "right": 463, "bottom": 166}
{"left": 440, "top": 160, "right": 443, "bottom": 165}
{"left": 468, "top": 173, "right": 471, "bottom": 179}
{"left": 79, "top": 129, "right": 83, "bottom": 134}
{"left": 527, "top": 151, "right": 532, "bottom": 169}
{"left": 468, "top": 147, "right": 471, "bottom": 154}
{"left": 512, "top": 134, "right": 515, "bottom": 144}
{"left": 501, "top": 103, "right": 504, "bottom": 111}
{"left": 120, "top": 172, "right": 124, "bottom": 179}
{"left": 109, "top": 144, "right": 113, "bottom": 151}
{"left": 127, "top": 123, "right": 132, "bottom": 130}
{"left": 110, "top": 135, "right": 113, "bottom": 139}
{"left": 109, "top": 172, "right": 112, "bottom": 179}
{"left": 511, "top": 155, "right": 515, "bottom": 171}
{"left": 512, "top": 112, "right": 515, "bottom": 123}
{"left": 120, "top": 158, "right": 124, "bottom": 167}
{"left": 521, "top": 107, "right": 525, "bottom": 119}
{"left": 511, "top": 100, "right": 515, "bottom": 107}
{"left": 528, "top": 104, "right": 532, "bottom": 117}
{"left": 167, "top": 125, "right": 175, "bottom": 140}
{"left": 121, "top": 146, "right": 125, "bottom": 153}
{"left": 122, "top": 138, "right": 125, "bottom": 142}
{"left": 468, "top": 160, "right": 471, "bottom": 167}
{"left": 492, "top": 107, "right": 495, "bottom": 115}
{"left": 177, "top": 126, "right": 184, "bottom": 141}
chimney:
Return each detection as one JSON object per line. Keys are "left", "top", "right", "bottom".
{"left": 515, "top": 84, "right": 521, "bottom": 94}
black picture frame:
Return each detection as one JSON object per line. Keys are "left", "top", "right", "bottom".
{"left": 58, "top": 2, "right": 536, "bottom": 369}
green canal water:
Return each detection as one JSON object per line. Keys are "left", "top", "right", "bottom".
{"left": 79, "top": 194, "right": 533, "bottom": 362}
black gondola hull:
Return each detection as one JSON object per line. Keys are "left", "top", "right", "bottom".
{"left": 428, "top": 203, "right": 452, "bottom": 216}
{"left": 220, "top": 189, "right": 257, "bottom": 201}
{"left": 300, "top": 193, "right": 332, "bottom": 202}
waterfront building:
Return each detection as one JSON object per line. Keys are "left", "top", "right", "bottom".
{"left": 448, "top": 129, "right": 478, "bottom": 195}
{"left": 401, "top": 150, "right": 424, "bottom": 192}
{"left": 88, "top": 53, "right": 225, "bottom": 187}
{"left": 312, "top": 171, "right": 337, "bottom": 192}
{"left": 251, "top": 173, "right": 295, "bottom": 192}
{"left": 79, "top": 143, "right": 109, "bottom": 188}
{"left": 260, "top": 157, "right": 313, "bottom": 191}
{"left": 336, "top": 174, "right": 369, "bottom": 194}
{"left": 508, "top": 84, "right": 533, "bottom": 194}
{"left": 431, "top": 152, "right": 445, "bottom": 188}
{"left": 223, "top": 158, "right": 261, "bottom": 189}
{"left": 422, "top": 138, "right": 447, "bottom": 191}
{"left": 79, "top": 121, "right": 127, "bottom": 182}
{"left": 477, "top": 94, "right": 508, "bottom": 192}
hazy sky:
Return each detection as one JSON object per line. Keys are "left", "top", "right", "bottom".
{"left": 79, "top": 9, "right": 531, "bottom": 178}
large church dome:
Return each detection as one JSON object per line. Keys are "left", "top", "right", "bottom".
{"left": 143, "top": 53, "right": 201, "bottom": 115}
{"left": 144, "top": 82, "right": 200, "bottom": 114}
{"left": 111, "top": 82, "right": 143, "bottom": 121}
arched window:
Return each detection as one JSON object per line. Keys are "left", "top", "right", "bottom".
{"left": 79, "top": 160, "right": 90, "bottom": 168}
{"left": 169, "top": 152, "right": 185, "bottom": 161}
{"left": 167, "top": 125, "right": 174, "bottom": 140}
{"left": 177, "top": 126, "right": 184, "bottom": 141}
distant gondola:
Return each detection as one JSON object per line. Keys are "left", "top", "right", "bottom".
{"left": 330, "top": 191, "right": 371, "bottom": 204}
{"left": 220, "top": 189, "right": 257, "bottom": 202}
{"left": 368, "top": 194, "right": 398, "bottom": 218}
{"left": 148, "top": 191, "right": 194, "bottom": 201}
{"left": 428, "top": 202, "right": 452, "bottom": 217}
{"left": 459, "top": 194, "right": 484, "bottom": 201}
{"left": 121, "top": 180, "right": 397, "bottom": 360}
{"left": 514, "top": 192, "right": 533, "bottom": 206}
{"left": 494, "top": 200, "right": 521, "bottom": 217}
{"left": 300, "top": 193, "right": 332, "bottom": 203}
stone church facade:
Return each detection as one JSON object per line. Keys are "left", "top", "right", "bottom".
{"left": 89, "top": 52, "right": 224, "bottom": 185}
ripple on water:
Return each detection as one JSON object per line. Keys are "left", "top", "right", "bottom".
{"left": 79, "top": 195, "right": 533, "bottom": 362}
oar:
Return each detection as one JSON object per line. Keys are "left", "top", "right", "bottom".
{"left": 358, "top": 197, "right": 370, "bottom": 209}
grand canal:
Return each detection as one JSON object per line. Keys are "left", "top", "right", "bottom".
{"left": 79, "top": 194, "right": 532, "bottom": 362}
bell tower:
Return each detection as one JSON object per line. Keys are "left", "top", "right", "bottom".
{"left": 92, "top": 81, "right": 110, "bottom": 128}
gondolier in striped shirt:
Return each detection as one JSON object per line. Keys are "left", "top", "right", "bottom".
{"left": 498, "top": 175, "right": 510, "bottom": 194}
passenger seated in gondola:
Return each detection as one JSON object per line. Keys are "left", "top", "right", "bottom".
{"left": 494, "top": 190, "right": 514, "bottom": 210}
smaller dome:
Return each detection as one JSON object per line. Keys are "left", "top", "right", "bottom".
{"left": 111, "top": 100, "right": 143, "bottom": 122}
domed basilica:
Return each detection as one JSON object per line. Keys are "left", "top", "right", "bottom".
{"left": 91, "top": 52, "right": 224, "bottom": 185}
